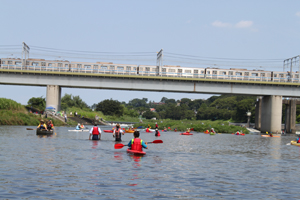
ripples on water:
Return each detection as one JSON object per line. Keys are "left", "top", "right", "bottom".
{"left": 0, "top": 126, "right": 300, "bottom": 199}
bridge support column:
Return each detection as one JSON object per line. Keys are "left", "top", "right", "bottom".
{"left": 285, "top": 99, "right": 296, "bottom": 134}
{"left": 46, "top": 85, "right": 61, "bottom": 112}
{"left": 255, "top": 97, "right": 262, "bottom": 130}
{"left": 261, "top": 95, "right": 282, "bottom": 134}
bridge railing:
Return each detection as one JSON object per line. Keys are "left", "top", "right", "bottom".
{"left": 1, "top": 64, "right": 300, "bottom": 83}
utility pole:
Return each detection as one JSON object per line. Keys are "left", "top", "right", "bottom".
{"left": 156, "top": 49, "right": 163, "bottom": 76}
{"left": 22, "top": 42, "right": 30, "bottom": 69}
{"left": 283, "top": 55, "right": 299, "bottom": 81}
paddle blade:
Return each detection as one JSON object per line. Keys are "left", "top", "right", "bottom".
{"left": 114, "top": 143, "right": 125, "bottom": 149}
{"left": 151, "top": 140, "right": 163, "bottom": 144}
{"left": 26, "top": 128, "right": 34, "bottom": 130}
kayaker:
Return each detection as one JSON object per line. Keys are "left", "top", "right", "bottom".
{"left": 80, "top": 123, "right": 85, "bottom": 129}
{"left": 296, "top": 136, "right": 300, "bottom": 143}
{"left": 148, "top": 124, "right": 151, "bottom": 128}
{"left": 210, "top": 128, "right": 216, "bottom": 134}
{"left": 269, "top": 132, "right": 273, "bottom": 137}
{"left": 155, "top": 128, "right": 160, "bottom": 137}
{"left": 89, "top": 124, "right": 101, "bottom": 140}
{"left": 186, "top": 128, "right": 190, "bottom": 133}
{"left": 113, "top": 124, "right": 124, "bottom": 141}
{"left": 76, "top": 123, "right": 81, "bottom": 130}
{"left": 174, "top": 128, "right": 177, "bottom": 132}
{"left": 155, "top": 122, "right": 158, "bottom": 129}
{"left": 37, "top": 120, "right": 47, "bottom": 130}
{"left": 47, "top": 120, "right": 54, "bottom": 131}
{"left": 128, "top": 131, "right": 148, "bottom": 150}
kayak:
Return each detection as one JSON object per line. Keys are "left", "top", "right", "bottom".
{"left": 180, "top": 132, "right": 193, "bottom": 135}
{"left": 210, "top": 133, "right": 215, "bottom": 135}
{"left": 127, "top": 149, "right": 146, "bottom": 155}
{"left": 125, "top": 130, "right": 134, "bottom": 133}
{"left": 235, "top": 133, "right": 245, "bottom": 136}
{"left": 68, "top": 129, "right": 89, "bottom": 132}
{"left": 36, "top": 129, "right": 53, "bottom": 135}
{"left": 104, "top": 130, "right": 113, "bottom": 133}
{"left": 291, "top": 141, "right": 300, "bottom": 146}
{"left": 261, "top": 135, "right": 281, "bottom": 138}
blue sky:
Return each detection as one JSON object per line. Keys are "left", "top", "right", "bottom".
{"left": 1, "top": 0, "right": 300, "bottom": 106}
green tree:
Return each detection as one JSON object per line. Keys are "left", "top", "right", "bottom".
{"left": 142, "top": 110, "right": 158, "bottom": 119}
{"left": 95, "top": 99, "right": 124, "bottom": 116}
{"left": 27, "top": 96, "right": 46, "bottom": 111}
{"left": 61, "top": 94, "right": 89, "bottom": 110}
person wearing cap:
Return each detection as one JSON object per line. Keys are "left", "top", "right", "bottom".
{"left": 75, "top": 123, "right": 81, "bottom": 130}
{"left": 89, "top": 124, "right": 101, "bottom": 140}
{"left": 155, "top": 128, "right": 160, "bottom": 137}
{"left": 113, "top": 124, "right": 124, "bottom": 141}
{"left": 37, "top": 120, "right": 47, "bottom": 130}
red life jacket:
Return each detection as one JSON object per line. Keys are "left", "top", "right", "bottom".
{"left": 131, "top": 138, "right": 143, "bottom": 151}
{"left": 115, "top": 128, "right": 121, "bottom": 139}
{"left": 92, "top": 127, "right": 99, "bottom": 135}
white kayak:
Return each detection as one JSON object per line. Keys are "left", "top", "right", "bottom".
{"left": 68, "top": 129, "right": 89, "bottom": 132}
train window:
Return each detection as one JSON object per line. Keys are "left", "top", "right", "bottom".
{"left": 235, "top": 72, "right": 242, "bottom": 76}
{"left": 185, "top": 70, "right": 192, "bottom": 73}
{"left": 279, "top": 74, "right": 284, "bottom": 78}
{"left": 212, "top": 71, "right": 217, "bottom": 75}
{"left": 274, "top": 74, "right": 277, "bottom": 77}
{"left": 77, "top": 64, "right": 82, "bottom": 68}
{"left": 109, "top": 66, "right": 114, "bottom": 69}
{"left": 168, "top": 69, "right": 175, "bottom": 72}
{"left": 93, "top": 65, "right": 98, "bottom": 69}
{"left": 133, "top": 67, "right": 137, "bottom": 71}
{"left": 84, "top": 65, "right": 91, "bottom": 68}
{"left": 48, "top": 63, "right": 52, "bottom": 67}
{"left": 32, "top": 62, "right": 39, "bottom": 66}
{"left": 1, "top": 61, "right": 5, "bottom": 64}
{"left": 194, "top": 70, "right": 198, "bottom": 74}
{"left": 26, "top": 61, "right": 30, "bottom": 65}
{"left": 101, "top": 66, "right": 108, "bottom": 69}
{"left": 251, "top": 73, "right": 258, "bottom": 76}
{"left": 139, "top": 67, "right": 143, "bottom": 71}
{"left": 244, "top": 72, "right": 249, "bottom": 76}
{"left": 8, "top": 60, "right": 12, "bottom": 64}
{"left": 58, "top": 63, "right": 62, "bottom": 67}
{"left": 162, "top": 68, "right": 166, "bottom": 72}
{"left": 65, "top": 64, "right": 68, "bottom": 68}
{"left": 296, "top": 74, "right": 299, "bottom": 78}
{"left": 178, "top": 69, "right": 183, "bottom": 73}
{"left": 41, "top": 62, "right": 46, "bottom": 66}
{"left": 261, "top": 73, "right": 265, "bottom": 77}
{"left": 201, "top": 70, "right": 204, "bottom": 74}
{"left": 152, "top": 68, "right": 157, "bottom": 72}
{"left": 126, "top": 66, "right": 131, "bottom": 71}
{"left": 229, "top": 71, "right": 233, "bottom": 75}
{"left": 15, "top": 62, "right": 22, "bottom": 65}
{"left": 117, "top": 66, "right": 124, "bottom": 70}
{"left": 222, "top": 72, "right": 226, "bottom": 75}
{"left": 207, "top": 71, "right": 211, "bottom": 74}
{"left": 145, "top": 67, "right": 150, "bottom": 71}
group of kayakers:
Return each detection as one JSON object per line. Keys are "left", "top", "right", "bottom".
{"left": 37, "top": 119, "right": 54, "bottom": 131}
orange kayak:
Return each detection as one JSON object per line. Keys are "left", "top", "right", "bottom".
{"left": 261, "top": 135, "right": 280, "bottom": 138}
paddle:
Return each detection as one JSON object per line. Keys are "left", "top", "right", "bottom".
{"left": 114, "top": 140, "right": 163, "bottom": 149}
{"left": 26, "top": 128, "right": 35, "bottom": 130}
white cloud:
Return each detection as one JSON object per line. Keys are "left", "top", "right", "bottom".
{"left": 211, "top": 20, "right": 232, "bottom": 28}
{"left": 235, "top": 20, "right": 253, "bottom": 28}
{"left": 296, "top": 12, "right": 300, "bottom": 17}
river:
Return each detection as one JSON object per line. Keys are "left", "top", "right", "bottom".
{"left": 1, "top": 126, "right": 300, "bottom": 199}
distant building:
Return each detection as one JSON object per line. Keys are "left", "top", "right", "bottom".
{"left": 150, "top": 108, "right": 156, "bottom": 112}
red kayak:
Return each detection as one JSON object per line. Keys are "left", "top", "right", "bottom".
{"left": 104, "top": 130, "right": 113, "bottom": 133}
{"left": 127, "top": 149, "right": 146, "bottom": 155}
{"left": 180, "top": 132, "right": 193, "bottom": 135}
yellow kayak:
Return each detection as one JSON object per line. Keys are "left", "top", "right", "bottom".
{"left": 125, "top": 130, "right": 134, "bottom": 133}
{"left": 291, "top": 141, "right": 300, "bottom": 146}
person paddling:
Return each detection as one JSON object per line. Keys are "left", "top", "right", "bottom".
{"left": 76, "top": 123, "right": 81, "bottom": 130}
{"left": 37, "top": 120, "right": 47, "bottom": 130}
{"left": 128, "top": 131, "right": 148, "bottom": 150}
{"left": 155, "top": 128, "right": 161, "bottom": 137}
{"left": 113, "top": 124, "right": 124, "bottom": 141}
{"left": 89, "top": 124, "right": 101, "bottom": 140}
{"left": 47, "top": 120, "right": 54, "bottom": 131}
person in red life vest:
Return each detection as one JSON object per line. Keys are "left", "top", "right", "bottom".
{"left": 128, "top": 131, "right": 148, "bottom": 151}
{"left": 89, "top": 124, "right": 101, "bottom": 140}
{"left": 47, "top": 120, "right": 54, "bottom": 131}
{"left": 155, "top": 122, "right": 158, "bottom": 129}
{"left": 155, "top": 128, "right": 160, "bottom": 137}
{"left": 113, "top": 124, "right": 124, "bottom": 141}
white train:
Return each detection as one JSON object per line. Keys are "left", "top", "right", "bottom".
{"left": 0, "top": 57, "right": 299, "bottom": 83}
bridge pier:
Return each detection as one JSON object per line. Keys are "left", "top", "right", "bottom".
{"left": 284, "top": 99, "right": 297, "bottom": 134}
{"left": 46, "top": 85, "right": 61, "bottom": 112}
{"left": 255, "top": 96, "right": 262, "bottom": 130}
{"left": 260, "top": 95, "right": 282, "bottom": 134}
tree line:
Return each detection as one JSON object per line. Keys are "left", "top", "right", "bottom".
{"left": 26, "top": 94, "right": 300, "bottom": 123}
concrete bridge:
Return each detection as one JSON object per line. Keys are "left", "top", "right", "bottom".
{"left": 0, "top": 68, "right": 300, "bottom": 133}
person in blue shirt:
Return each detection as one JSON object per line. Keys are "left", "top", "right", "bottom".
{"left": 75, "top": 123, "right": 81, "bottom": 130}
{"left": 127, "top": 131, "right": 147, "bottom": 151}
{"left": 296, "top": 136, "right": 300, "bottom": 143}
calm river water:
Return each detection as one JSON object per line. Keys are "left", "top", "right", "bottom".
{"left": 1, "top": 126, "right": 300, "bottom": 199}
